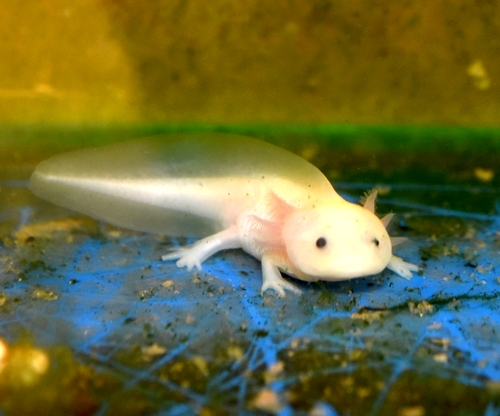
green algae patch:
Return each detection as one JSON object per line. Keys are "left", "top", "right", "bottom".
{"left": 153, "top": 337, "right": 268, "bottom": 411}
{"left": 0, "top": 339, "right": 102, "bottom": 416}
{"left": 419, "top": 242, "right": 482, "bottom": 268}
{"left": 279, "top": 345, "right": 386, "bottom": 413}
{"left": 419, "top": 242, "right": 460, "bottom": 261}
{"left": 276, "top": 343, "right": 497, "bottom": 415}
{"left": 379, "top": 371, "right": 492, "bottom": 416}
{"left": 404, "top": 216, "right": 483, "bottom": 239}
{"left": 0, "top": 338, "right": 168, "bottom": 416}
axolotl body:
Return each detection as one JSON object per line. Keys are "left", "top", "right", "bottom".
{"left": 29, "top": 134, "right": 418, "bottom": 296}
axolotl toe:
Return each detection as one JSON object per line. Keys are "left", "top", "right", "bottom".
{"left": 29, "top": 133, "right": 419, "bottom": 296}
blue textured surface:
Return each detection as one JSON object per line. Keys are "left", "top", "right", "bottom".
{"left": 1, "top": 168, "right": 500, "bottom": 414}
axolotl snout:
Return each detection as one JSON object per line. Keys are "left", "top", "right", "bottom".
{"left": 29, "top": 134, "right": 418, "bottom": 296}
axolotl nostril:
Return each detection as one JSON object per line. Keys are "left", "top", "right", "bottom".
{"left": 29, "top": 133, "right": 419, "bottom": 296}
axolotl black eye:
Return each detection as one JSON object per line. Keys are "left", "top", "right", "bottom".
{"left": 372, "top": 238, "right": 380, "bottom": 247}
{"left": 316, "top": 237, "right": 327, "bottom": 248}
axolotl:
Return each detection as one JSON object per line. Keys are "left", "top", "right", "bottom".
{"left": 29, "top": 133, "right": 418, "bottom": 296}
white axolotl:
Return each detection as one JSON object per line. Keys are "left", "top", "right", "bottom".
{"left": 30, "top": 133, "right": 418, "bottom": 296}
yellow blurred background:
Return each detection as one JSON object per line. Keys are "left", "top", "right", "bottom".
{"left": 1, "top": 0, "right": 499, "bottom": 125}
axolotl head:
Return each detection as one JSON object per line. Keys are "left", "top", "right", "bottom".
{"left": 282, "top": 200, "right": 393, "bottom": 280}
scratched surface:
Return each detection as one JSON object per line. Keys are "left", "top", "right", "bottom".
{"left": 0, "top": 135, "right": 500, "bottom": 415}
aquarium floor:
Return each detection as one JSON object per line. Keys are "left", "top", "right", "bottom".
{"left": 0, "top": 138, "right": 499, "bottom": 415}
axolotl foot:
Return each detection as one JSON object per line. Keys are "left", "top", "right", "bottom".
{"left": 162, "top": 247, "right": 203, "bottom": 271}
{"left": 260, "top": 256, "right": 303, "bottom": 297}
{"left": 162, "top": 237, "right": 303, "bottom": 297}
{"left": 162, "top": 227, "right": 242, "bottom": 271}
{"left": 163, "top": 245, "right": 303, "bottom": 297}
{"left": 386, "top": 255, "right": 420, "bottom": 280}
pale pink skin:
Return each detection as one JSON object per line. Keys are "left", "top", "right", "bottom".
{"left": 30, "top": 134, "right": 419, "bottom": 296}
{"left": 162, "top": 190, "right": 418, "bottom": 296}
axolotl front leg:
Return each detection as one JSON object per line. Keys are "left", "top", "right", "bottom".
{"left": 162, "top": 226, "right": 300, "bottom": 296}
{"left": 261, "top": 254, "right": 303, "bottom": 296}
{"left": 161, "top": 227, "right": 241, "bottom": 270}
